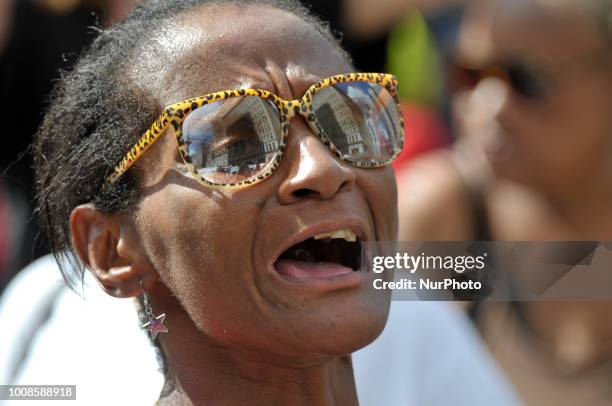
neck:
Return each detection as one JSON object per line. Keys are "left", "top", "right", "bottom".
{"left": 156, "top": 311, "right": 359, "bottom": 406}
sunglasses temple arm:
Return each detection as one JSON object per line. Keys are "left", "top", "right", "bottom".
{"left": 103, "top": 111, "right": 172, "bottom": 188}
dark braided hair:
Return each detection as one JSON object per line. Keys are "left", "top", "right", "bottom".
{"left": 33, "top": 0, "right": 350, "bottom": 289}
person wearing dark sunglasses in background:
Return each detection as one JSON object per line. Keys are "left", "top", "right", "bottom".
{"left": 396, "top": 0, "right": 612, "bottom": 404}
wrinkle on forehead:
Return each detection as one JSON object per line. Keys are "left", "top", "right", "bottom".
{"left": 127, "top": 3, "right": 350, "bottom": 107}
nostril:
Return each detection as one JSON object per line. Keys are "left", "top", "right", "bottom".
{"left": 292, "top": 188, "right": 317, "bottom": 198}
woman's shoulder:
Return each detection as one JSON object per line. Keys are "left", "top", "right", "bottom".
{"left": 396, "top": 149, "right": 477, "bottom": 241}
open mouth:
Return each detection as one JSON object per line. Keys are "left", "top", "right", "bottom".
{"left": 274, "top": 228, "right": 362, "bottom": 280}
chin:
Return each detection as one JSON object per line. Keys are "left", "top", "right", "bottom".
{"left": 293, "top": 292, "right": 391, "bottom": 357}
{"left": 323, "top": 315, "right": 389, "bottom": 356}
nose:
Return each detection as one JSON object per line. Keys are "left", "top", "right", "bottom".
{"left": 465, "top": 77, "right": 514, "bottom": 130}
{"left": 473, "top": 77, "right": 511, "bottom": 116}
{"left": 277, "top": 120, "right": 356, "bottom": 204}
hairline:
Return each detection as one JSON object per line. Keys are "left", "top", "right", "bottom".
{"left": 127, "top": 1, "right": 353, "bottom": 108}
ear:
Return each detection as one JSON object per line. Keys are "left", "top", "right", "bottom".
{"left": 70, "top": 203, "right": 156, "bottom": 298}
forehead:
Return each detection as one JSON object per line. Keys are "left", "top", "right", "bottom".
{"left": 458, "top": 0, "right": 603, "bottom": 64}
{"left": 137, "top": 4, "right": 352, "bottom": 105}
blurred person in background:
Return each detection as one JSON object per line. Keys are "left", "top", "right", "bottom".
{"left": 397, "top": 0, "right": 612, "bottom": 404}
{"left": 0, "top": 0, "right": 140, "bottom": 293}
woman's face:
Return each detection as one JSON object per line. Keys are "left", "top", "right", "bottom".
{"left": 456, "top": 0, "right": 612, "bottom": 191}
{"left": 130, "top": 5, "right": 396, "bottom": 357}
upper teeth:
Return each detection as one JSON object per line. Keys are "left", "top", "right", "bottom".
{"left": 313, "top": 228, "right": 357, "bottom": 242}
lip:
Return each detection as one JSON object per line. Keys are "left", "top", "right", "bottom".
{"left": 270, "top": 266, "right": 368, "bottom": 292}
{"left": 267, "top": 218, "right": 371, "bottom": 291}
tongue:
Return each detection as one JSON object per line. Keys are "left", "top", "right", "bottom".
{"left": 274, "top": 259, "right": 353, "bottom": 279}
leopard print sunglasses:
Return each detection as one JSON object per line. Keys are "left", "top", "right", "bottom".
{"left": 104, "top": 73, "right": 404, "bottom": 190}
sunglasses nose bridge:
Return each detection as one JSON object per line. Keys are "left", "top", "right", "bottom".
{"left": 278, "top": 97, "right": 318, "bottom": 138}
{"left": 278, "top": 97, "right": 311, "bottom": 120}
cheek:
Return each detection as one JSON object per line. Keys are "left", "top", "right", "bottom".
{"left": 135, "top": 184, "right": 263, "bottom": 332}
{"left": 540, "top": 85, "right": 610, "bottom": 161}
{"left": 548, "top": 78, "right": 610, "bottom": 133}
{"left": 512, "top": 91, "right": 593, "bottom": 159}
{"left": 358, "top": 167, "right": 398, "bottom": 240}
{"left": 572, "top": 85, "right": 612, "bottom": 142}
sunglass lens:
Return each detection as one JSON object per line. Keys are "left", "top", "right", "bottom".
{"left": 182, "top": 96, "right": 282, "bottom": 185}
{"left": 311, "top": 82, "right": 403, "bottom": 164}
{"left": 507, "top": 63, "right": 549, "bottom": 99}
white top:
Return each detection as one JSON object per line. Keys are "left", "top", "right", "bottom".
{"left": 0, "top": 255, "right": 520, "bottom": 405}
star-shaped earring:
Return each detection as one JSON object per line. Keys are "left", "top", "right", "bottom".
{"left": 140, "top": 279, "right": 168, "bottom": 340}
{"left": 142, "top": 313, "right": 168, "bottom": 340}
